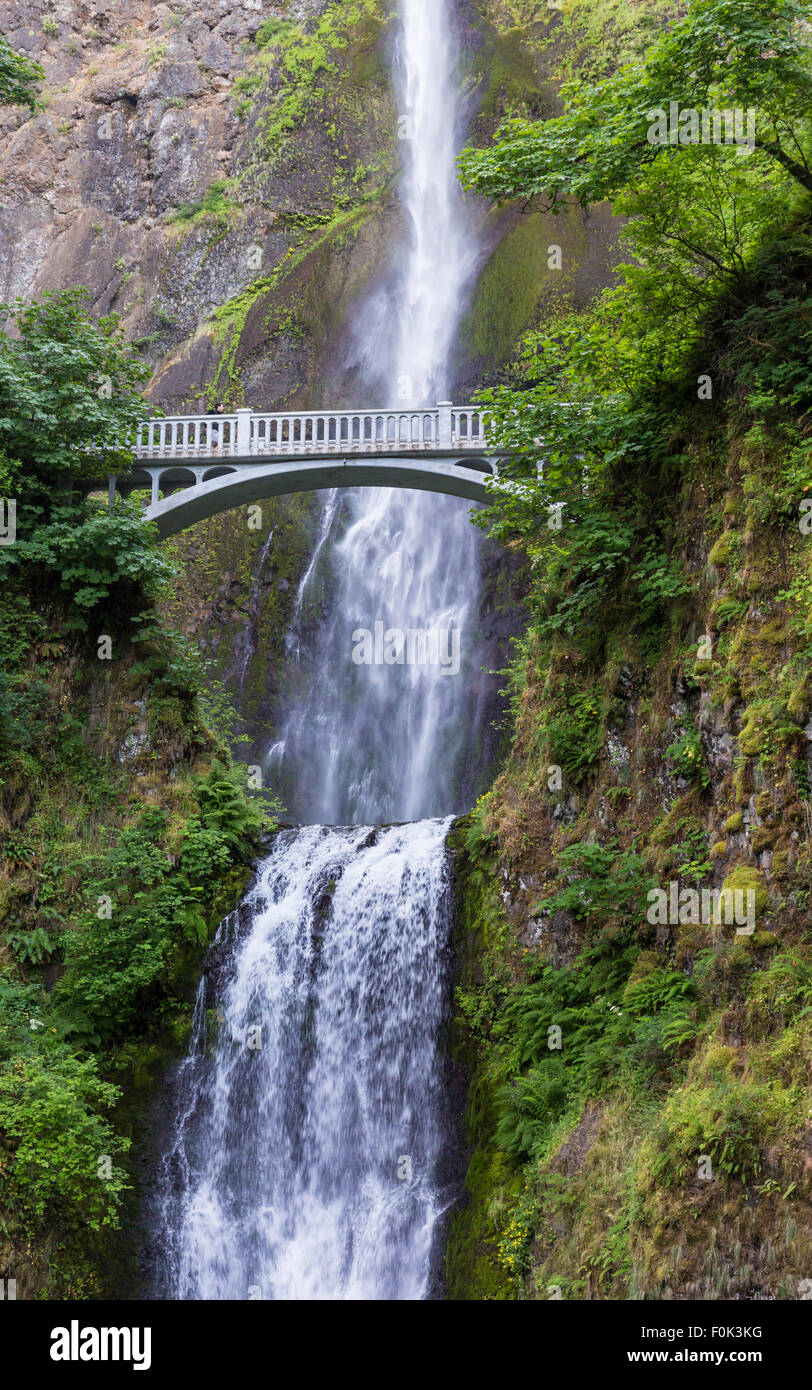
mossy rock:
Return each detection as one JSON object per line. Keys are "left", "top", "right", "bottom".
{"left": 724, "top": 811, "right": 743, "bottom": 833}
{"left": 733, "top": 760, "right": 752, "bottom": 803}
{"left": 652, "top": 846, "right": 676, "bottom": 876}
{"left": 721, "top": 865, "right": 770, "bottom": 920}
{"left": 745, "top": 931, "right": 780, "bottom": 950}
{"left": 698, "top": 1044, "right": 738, "bottom": 1078}
{"left": 711, "top": 840, "right": 727, "bottom": 857}
{"left": 708, "top": 530, "right": 737, "bottom": 566}
{"left": 787, "top": 680, "right": 811, "bottom": 724}
{"left": 651, "top": 793, "right": 701, "bottom": 847}
{"left": 737, "top": 710, "right": 763, "bottom": 757}
{"left": 445, "top": 1148, "right": 518, "bottom": 1301}
{"left": 627, "top": 949, "right": 660, "bottom": 983}
{"left": 751, "top": 824, "right": 779, "bottom": 852}
{"left": 756, "top": 616, "right": 793, "bottom": 646}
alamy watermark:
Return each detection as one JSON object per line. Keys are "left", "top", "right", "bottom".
{"left": 647, "top": 103, "right": 756, "bottom": 152}
{"left": 647, "top": 883, "right": 756, "bottom": 935}
{"left": 0, "top": 498, "right": 16, "bottom": 545}
{"left": 352, "top": 621, "right": 461, "bottom": 676}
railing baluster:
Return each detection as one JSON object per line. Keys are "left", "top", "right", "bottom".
{"left": 130, "top": 404, "right": 491, "bottom": 476}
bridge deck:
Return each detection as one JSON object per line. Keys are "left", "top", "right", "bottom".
{"left": 101, "top": 405, "right": 499, "bottom": 538}
{"left": 133, "top": 402, "right": 490, "bottom": 463}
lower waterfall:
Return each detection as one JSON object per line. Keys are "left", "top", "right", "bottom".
{"left": 151, "top": 821, "right": 456, "bottom": 1301}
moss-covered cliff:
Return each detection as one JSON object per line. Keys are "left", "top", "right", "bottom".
{"left": 443, "top": 0, "right": 812, "bottom": 1294}
{"left": 447, "top": 377, "right": 812, "bottom": 1294}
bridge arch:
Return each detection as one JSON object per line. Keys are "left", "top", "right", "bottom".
{"left": 136, "top": 456, "right": 494, "bottom": 539}
{"left": 99, "top": 404, "right": 500, "bottom": 538}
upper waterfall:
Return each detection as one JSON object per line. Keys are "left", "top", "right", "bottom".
{"left": 267, "top": 0, "right": 486, "bottom": 825}
{"left": 356, "top": 0, "right": 480, "bottom": 403}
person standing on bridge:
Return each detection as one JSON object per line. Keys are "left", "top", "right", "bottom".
{"left": 208, "top": 402, "right": 225, "bottom": 451}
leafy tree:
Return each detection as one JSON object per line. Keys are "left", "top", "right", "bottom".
{"left": 1, "top": 500, "right": 176, "bottom": 628}
{"left": 459, "top": 0, "right": 812, "bottom": 203}
{"left": 0, "top": 289, "right": 162, "bottom": 627}
{"left": 461, "top": 0, "right": 810, "bottom": 657}
{"left": 0, "top": 288, "right": 151, "bottom": 491}
{"left": 0, "top": 33, "right": 42, "bottom": 109}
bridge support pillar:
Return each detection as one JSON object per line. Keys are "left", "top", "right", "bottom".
{"left": 107, "top": 475, "right": 116, "bottom": 507}
{"left": 438, "top": 401, "right": 452, "bottom": 447}
{"left": 236, "top": 408, "right": 252, "bottom": 456}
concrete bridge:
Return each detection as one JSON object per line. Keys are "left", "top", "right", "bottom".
{"left": 107, "top": 403, "right": 498, "bottom": 537}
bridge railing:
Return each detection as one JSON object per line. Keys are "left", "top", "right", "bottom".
{"left": 137, "top": 414, "right": 242, "bottom": 459}
{"left": 134, "top": 404, "right": 490, "bottom": 461}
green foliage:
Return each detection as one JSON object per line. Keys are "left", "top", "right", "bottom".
{"left": 459, "top": 0, "right": 812, "bottom": 204}
{"left": 0, "top": 1054, "right": 129, "bottom": 1230}
{"left": 255, "top": 18, "right": 299, "bottom": 49}
{"left": 452, "top": 0, "right": 812, "bottom": 1299}
{"left": 1, "top": 500, "right": 175, "bottom": 630}
{"left": 461, "top": 3, "right": 811, "bottom": 670}
{"left": 646, "top": 1077, "right": 781, "bottom": 1184}
{"left": 496, "top": 1057, "right": 569, "bottom": 1160}
{"left": 536, "top": 840, "right": 655, "bottom": 922}
{"left": 628, "top": 545, "right": 691, "bottom": 623}
{"left": 0, "top": 31, "right": 43, "bottom": 108}
{"left": 666, "top": 728, "right": 711, "bottom": 788}
{"left": 8, "top": 926, "right": 58, "bottom": 965}
{"left": 193, "top": 755, "right": 272, "bottom": 860}
{"left": 713, "top": 231, "right": 812, "bottom": 417}
{"left": 168, "top": 179, "right": 241, "bottom": 227}
{"left": 492, "top": 935, "right": 695, "bottom": 1161}
{"left": 0, "top": 288, "right": 150, "bottom": 488}
{"left": 540, "top": 681, "right": 605, "bottom": 780}
{"left": 54, "top": 776, "right": 270, "bottom": 1041}
{"left": 256, "top": 0, "right": 384, "bottom": 152}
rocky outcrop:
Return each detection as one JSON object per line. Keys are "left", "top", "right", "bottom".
{"left": 1, "top": 0, "right": 625, "bottom": 411}
{"left": 0, "top": 0, "right": 401, "bottom": 409}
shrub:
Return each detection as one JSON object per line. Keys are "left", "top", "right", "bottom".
{"left": 536, "top": 840, "right": 654, "bottom": 923}
{"left": 666, "top": 728, "right": 710, "bottom": 788}
{"left": 0, "top": 1054, "right": 129, "bottom": 1230}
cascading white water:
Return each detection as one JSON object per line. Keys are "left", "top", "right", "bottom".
{"left": 150, "top": 0, "right": 486, "bottom": 1300}
{"left": 355, "top": 0, "right": 481, "bottom": 405}
{"left": 153, "top": 823, "right": 454, "bottom": 1300}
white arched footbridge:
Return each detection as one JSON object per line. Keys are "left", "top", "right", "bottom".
{"left": 106, "top": 403, "right": 498, "bottom": 537}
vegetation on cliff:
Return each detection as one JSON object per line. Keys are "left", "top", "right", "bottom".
{"left": 448, "top": 0, "right": 812, "bottom": 1299}
{"left": 0, "top": 291, "right": 274, "bottom": 1295}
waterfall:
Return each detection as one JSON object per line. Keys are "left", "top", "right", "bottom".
{"left": 268, "top": 0, "right": 483, "bottom": 826}
{"left": 152, "top": 823, "right": 455, "bottom": 1300}
{"left": 149, "top": 0, "right": 486, "bottom": 1300}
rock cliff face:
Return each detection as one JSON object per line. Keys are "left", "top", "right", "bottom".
{"left": 0, "top": 0, "right": 624, "bottom": 409}
{"left": 0, "top": 0, "right": 391, "bottom": 409}
{"left": 1, "top": 0, "right": 622, "bottom": 761}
